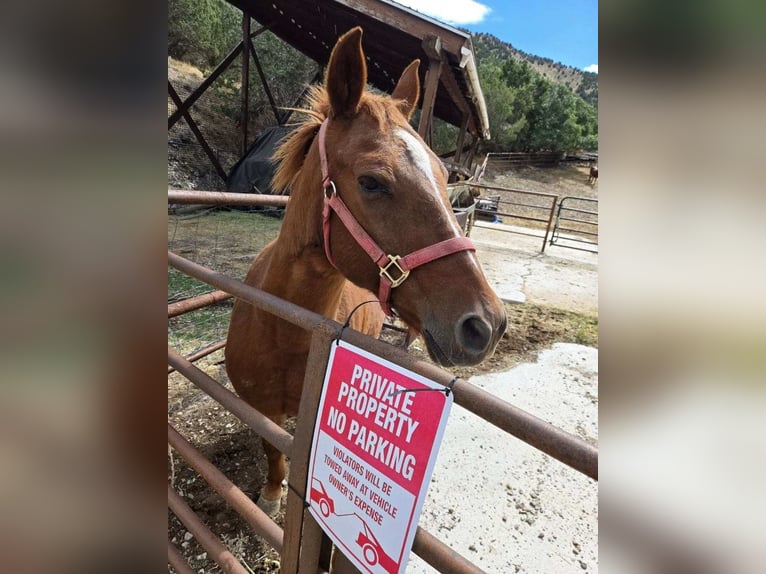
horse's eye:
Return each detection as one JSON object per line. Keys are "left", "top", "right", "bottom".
{"left": 357, "top": 175, "right": 388, "bottom": 195}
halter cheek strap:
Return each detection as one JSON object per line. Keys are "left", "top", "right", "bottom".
{"left": 318, "top": 118, "right": 475, "bottom": 317}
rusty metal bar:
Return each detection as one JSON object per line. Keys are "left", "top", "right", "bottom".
{"left": 463, "top": 181, "right": 558, "bottom": 200}
{"left": 168, "top": 290, "right": 232, "bottom": 318}
{"left": 412, "top": 527, "right": 484, "bottom": 574}
{"left": 168, "top": 424, "right": 284, "bottom": 552}
{"left": 168, "top": 538, "right": 195, "bottom": 574}
{"left": 168, "top": 485, "right": 250, "bottom": 574}
{"left": 168, "top": 82, "right": 228, "bottom": 183}
{"left": 168, "top": 251, "right": 327, "bottom": 334}
{"left": 168, "top": 189, "right": 289, "bottom": 207}
{"left": 477, "top": 211, "right": 550, "bottom": 225}
{"left": 167, "top": 338, "right": 226, "bottom": 375}
{"left": 451, "top": 380, "right": 598, "bottom": 479}
{"left": 168, "top": 347, "right": 294, "bottom": 456}
{"left": 167, "top": 251, "right": 597, "bottom": 479}
{"left": 541, "top": 196, "right": 558, "bottom": 253}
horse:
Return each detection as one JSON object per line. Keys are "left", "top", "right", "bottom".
{"left": 588, "top": 164, "right": 598, "bottom": 185}
{"left": 225, "top": 27, "right": 507, "bottom": 514}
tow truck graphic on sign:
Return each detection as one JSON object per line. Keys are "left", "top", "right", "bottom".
{"left": 306, "top": 341, "right": 452, "bottom": 574}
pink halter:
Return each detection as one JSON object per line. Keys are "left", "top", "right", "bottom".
{"left": 318, "top": 118, "right": 475, "bottom": 316}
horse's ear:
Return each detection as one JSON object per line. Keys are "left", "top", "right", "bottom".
{"left": 392, "top": 59, "right": 421, "bottom": 120}
{"left": 326, "top": 27, "right": 366, "bottom": 118}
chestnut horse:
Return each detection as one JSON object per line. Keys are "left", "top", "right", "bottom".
{"left": 225, "top": 27, "right": 507, "bottom": 513}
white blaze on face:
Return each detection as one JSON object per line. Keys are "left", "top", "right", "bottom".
{"left": 394, "top": 128, "right": 463, "bottom": 237}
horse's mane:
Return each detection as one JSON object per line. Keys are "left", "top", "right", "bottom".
{"left": 271, "top": 85, "right": 400, "bottom": 196}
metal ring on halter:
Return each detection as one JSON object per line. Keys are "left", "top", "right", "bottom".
{"left": 324, "top": 180, "right": 337, "bottom": 199}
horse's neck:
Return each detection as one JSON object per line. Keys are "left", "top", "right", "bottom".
{"left": 262, "top": 151, "right": 346, "bottom": 319}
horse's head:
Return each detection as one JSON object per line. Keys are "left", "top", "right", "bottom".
{"left": 292, "top": 28, "right": 507, "bottom": 366}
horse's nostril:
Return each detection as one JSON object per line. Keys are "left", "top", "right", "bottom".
{"left": 456, "top": 314, "right": 493, "bottom": 355}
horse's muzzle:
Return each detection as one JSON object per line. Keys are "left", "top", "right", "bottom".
{"left": 423, "top": 309, "right": 507, "bottom": 367}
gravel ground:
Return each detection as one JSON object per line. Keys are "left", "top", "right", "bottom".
{"left": 408, "top": 343, "right": 598, "bottom": 574}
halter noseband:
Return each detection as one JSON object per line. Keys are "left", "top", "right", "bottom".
{"left": 318, "top": 118, "right": 475, "bottom": 317}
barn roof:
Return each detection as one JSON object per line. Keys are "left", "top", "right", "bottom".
{"left": 227, "top": 0, "right": 490, "bottom": 139}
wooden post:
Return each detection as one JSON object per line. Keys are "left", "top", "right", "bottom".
{"left": 281, "top": 328, "right": 337, "bottom": 573}
{"left": 417, "top": 36, "right": 443, "bottom": 146}
{"left": 240, "top": 13, "right": 251, "bottom": 154}
{"left": 454, "top": 112, "right": 469, "bottom": 164}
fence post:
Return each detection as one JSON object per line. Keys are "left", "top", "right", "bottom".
{"left": 541, "top": 196, "right": 558, "bottom": 253}
{"left": 281, "top": 326, "right": 337, "bottom": 574}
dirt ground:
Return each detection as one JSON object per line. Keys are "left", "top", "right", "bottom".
{"left": 168, "top": 163, "right": 598, "bottom": 573}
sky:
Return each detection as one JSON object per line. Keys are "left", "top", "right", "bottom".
{"left": 394, "top": 0, "right": 598, "bottom": 73}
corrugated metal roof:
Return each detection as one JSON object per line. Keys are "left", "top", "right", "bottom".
{"left": 227, "top": 0, "right": 490, "bottom": 138}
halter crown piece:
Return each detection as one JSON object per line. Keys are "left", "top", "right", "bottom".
{"left": 318, "top": 118, "right": 476, "bottom": 316}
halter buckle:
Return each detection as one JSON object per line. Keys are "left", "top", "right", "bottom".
{"left": 380, "top": 255, "right": 410, "bottom": 288}
{"left": 323, "top": 180, "right": 337, "bottom": 199}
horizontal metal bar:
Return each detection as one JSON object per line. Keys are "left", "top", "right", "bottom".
{"left": 168, "top": 290, "right": 232, "bottom": 318}
{"left": 169, "top": 190, "right": 289, "bottom": 207}
{"left": 477, "top": 210, "right": 549, "bottom": 225}
{"left": 496, "top": 199, "right": 551, "bottom": 210}
{"left": 558, "top": 206, "right": 599, "bottom": 216}
{"left": 168, "top": 347, "right": 294, "bottom": 457}
{"left": 168, "top": 485, "right": 250, "bottom": 574}
{"left": 412, "top": 527, "right": 484, "bottom": 574}
{"left": 461, "top": 182, "right": 558, "bottom": 199}
{"left": 473, "top": 222, "right": 546, "bottom": 240}
{"left": 168, "top": 424, "right": 284, "bottom": 552}
{"left": 550, "top": 243, "right": 598, "bottom": 254}
{"left": 168, "top": 251, "right": 598, "bottom": 479}
{"left": 561, "top": 196, "right": 598, "bottom": 204}
{"left": 168, "top": 251, "right": 328, "bottom": 334}
{"left": 167, "top": 339, "right": 226, "bottom": 375}
{"left": 555, "top": 227, "right": 599, "bottom": 237}
{"left": 167, "top": 539, "right": 195, "bottom": 574}
{"left": 557, "top": 215, "right": 599, "bottom": 226}
{"left": 451, "top": 379, "right": 598, "bottom": 479}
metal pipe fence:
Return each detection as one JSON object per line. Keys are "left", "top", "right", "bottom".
{"left": 454, "top": 182, "right": 559, "bottom": 253}
{"left": 167, "top": 191, "right": 597, "bottom": 573}
{"left": 549, "top": 196, "right": 599, "bottom": 253}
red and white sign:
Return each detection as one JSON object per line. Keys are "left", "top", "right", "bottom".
{"left": 306, "top": 340, "right": 452, "bottom": 574}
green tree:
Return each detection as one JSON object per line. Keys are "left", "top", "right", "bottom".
{"left": 479, "top": 58, "right": 525, "bottom": 151}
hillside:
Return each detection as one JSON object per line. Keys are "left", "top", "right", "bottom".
{"left": 472, "top": 32, "right": 598, "bottom": 108}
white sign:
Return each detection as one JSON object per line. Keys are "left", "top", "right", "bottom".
{"left": 306, "top": 341, "right": 452, "bottom": 573}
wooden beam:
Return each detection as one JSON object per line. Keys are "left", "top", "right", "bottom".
{"left": 168, "top": 82, "right": 228, "bottom": 183}
{"left": 333, "top": 0, "right": 470, "bottom": 56}
{"left": 454, "top": 112, "right": 469, "bottom": 164}
{"left": 417, "top": 36, "right": 443, "bottom": 144}
{"left": 240, "top": 14, "right": 251, "bottom": 154}
{"left": 168, "top": 26, "right": 268, "bottom": 130}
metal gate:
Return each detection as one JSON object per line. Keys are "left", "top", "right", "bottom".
{"left": 167, "top": 190, "right": 598, "bottom": 573}
{"left": 549, "top": 196, "right": 598, "bottom": 253}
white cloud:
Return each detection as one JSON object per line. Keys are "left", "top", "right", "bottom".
{"left": 395, "top": 0, "right": 491, "bottom": 25}
{"left": 583, "top": 64, "right": 599, "bottom": 73}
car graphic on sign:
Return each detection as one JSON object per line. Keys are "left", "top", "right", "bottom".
{"left": 309, "top": 478, "right": 335, "bottom": 517}
{"left": 355, "top": 519, "right": 398, "bottom": 573}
